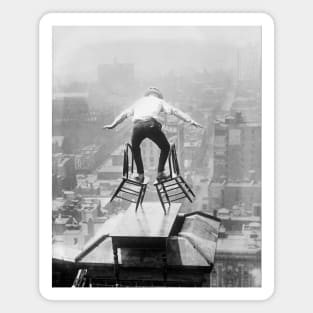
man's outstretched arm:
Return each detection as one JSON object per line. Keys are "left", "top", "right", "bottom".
{"left": 162, "top": 102, "right": 203, "bottom": 128}
{"left": 102, "top": 107, "right": 133, "bottom": 130}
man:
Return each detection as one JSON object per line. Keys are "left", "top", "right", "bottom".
{"left": 103, "top": 87, "right": 202, "bottom": 182}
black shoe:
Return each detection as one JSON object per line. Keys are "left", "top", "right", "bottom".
{"left": 132, "top": 174, "right": 145, "bottom": 183}
{"left": 156, "top": 172, "right": 171, "bottom": 181}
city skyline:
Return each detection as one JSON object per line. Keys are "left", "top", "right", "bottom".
{"left": 53, "top": 26, "right": 261, "bottom": 85}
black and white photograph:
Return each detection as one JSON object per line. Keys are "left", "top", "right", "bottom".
{"left": 4, "top": 0, "right": 313, "bottom": 310}
{"left": 39, "top": 13, "right": 274, "bottom": 300}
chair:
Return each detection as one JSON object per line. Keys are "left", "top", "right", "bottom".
{"left": 110, "top": 143, "right": 149, "bottom": 212}
{"left": 154, "top": 143, "right": 195, "bottom": 214}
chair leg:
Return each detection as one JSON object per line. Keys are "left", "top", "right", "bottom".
{"left": 110, "top": 179, "right": 125, "bottom": 202}
{"left": 140, "top": 184, "right": 147, "bottom": 208}
{"left": 160, "top": 182, "right": 171, "bottom": 208}
{"left": 135, "top": 186, "right": 144, "bottom": 212}
{"left": 155, "top": 184, "right": 167, "bottom": 215}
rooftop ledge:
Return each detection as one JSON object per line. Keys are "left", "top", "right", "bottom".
{"left": 53, "top": 202, "right": 221, "bottom": 268}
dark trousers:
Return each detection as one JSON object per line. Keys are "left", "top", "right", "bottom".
{"left": 131, "top": 119, "right": 170, "bottom": 175}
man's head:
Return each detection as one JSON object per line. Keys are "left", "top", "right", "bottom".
{"left": 143, "top": 87, "right": 164, "bottom": 99}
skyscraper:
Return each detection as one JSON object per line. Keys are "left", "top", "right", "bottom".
{"left": 213, "top": 112, "right": 261, "bottom": 182}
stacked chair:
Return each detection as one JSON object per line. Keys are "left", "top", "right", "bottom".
{"left": 110, "top": 143, "right": 149, "bottom": 212}
{"left": 154, "top": 143, "right": 195, "bottom": 214}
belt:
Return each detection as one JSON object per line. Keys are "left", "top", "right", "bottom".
{"left": 133, "top": 118, "right": 162, "bottom": 128}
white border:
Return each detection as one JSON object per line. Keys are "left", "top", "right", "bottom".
{"left": 39, "top": 13, "right": 274, "bottom": 301}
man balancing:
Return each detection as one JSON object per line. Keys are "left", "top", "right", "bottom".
{"left": 102, "top": 87, "right": 202, "bottom": 183}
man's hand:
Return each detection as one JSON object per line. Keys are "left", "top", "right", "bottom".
{"left": 102, "top": 124, "right": 115, "bottom": 130}
{"left": 190, "top": 120, "right": 203, "bottom": 128}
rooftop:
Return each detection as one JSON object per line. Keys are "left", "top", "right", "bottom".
{"left": 210, "top": 180, "right": 261, "bottom": 187}
{"left": 216, "top": 234, "right": 261, "bottom": 254}
{"left": 218, "top": 215, "right": 261, "bottom": 222}
{"left": 53, "top": 203, "right": 221, "bottom": 268}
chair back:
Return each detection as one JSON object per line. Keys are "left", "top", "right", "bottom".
{"left": 168, "top": 143, "right": 180, "bottom": 177}
{"left": 122, "top": 143, "right": 134, "bottom": 178}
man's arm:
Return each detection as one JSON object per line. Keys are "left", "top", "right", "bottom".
{"left": 162, "top": 102, "right": 203, "bottom": 128}
{"left": 102, "top": 106, "right": 134, "bottom": 130}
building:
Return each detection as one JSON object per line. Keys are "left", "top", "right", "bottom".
{"left": 212, "top": 121, "right": 228, "bottom": 180}
{"left": 79, "top": 198, "right": 101, "bottom": 241}
{"left": 53, "top": 90, "right": 107, "bottom": 153}
{"left": 184, "top": 141, "right": 199, "bottom": 169}
{"left": 53, "top": 92, "right": 89, "bottom": 123}
{"left": 57, "top": 155, "right": 77, "bottom": 190}
{"left": 53, "top": 215, "right": 73, "bottom": 235}
{"left": 183, "top": 123, "right": 206, "bottom": 170}
{"left": 52, "top": 204, "right": 221, "bottom": 287}
{"left": 97, "top": 145, "right": 124, "bottom": 180}
{"left": 231, "top": 95, "right": 261, "bottom": 124}
{"left": 212, "top": 112, "right": 261, "bottom": 182}
{"left": 209, "top": 107, "right": 262, "bottom": 287}
{"left": 75, "top": 178, "right": 101, "bottom": 197}
{"left": 74, "top": 144, "right": 106, "bottom": 173}
{"left": 208, "top": 179, "right": 261, "bottom": 215}
{"left": 208, "top": 181, "right": 225, "bottom": 212}
{"left": 212, "top": 234, "right": 261, "bottom": 287}
{"left": 223, "top": 181, "right": 261, "bottom": 215}
{"left": 80, "top": 198, "right": 101, "bottom": 223}
{"left": 52, "top": 194, "right": 115, "bottom": 254}
{"left": 52, "top": 194, "right": 262, "bottom": 288}
{"left": 211, "top": 209, "right": 261, "bottom": 287}
{"left": 52, "top": 154, "right": 77, "bottom": 198}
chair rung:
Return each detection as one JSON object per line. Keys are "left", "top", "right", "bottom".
{"left": 157, "top": 184, "right": 178, "bottom": 192}
{"left": 161, "top": 182, "right": 178, "bottom": 188}
{"left": 161, "top": 186, "right": 181, "bottom": 193}
{"left": 115, "top": 195, "right": 137, "bottom": 203}
{"left": 168, "top": 191, "right": 185, "bottom": 198}
{"left": 165, "top": 179, "right": 177, "bottom": 187}
{"left": 121, "top": 186, "right": 140, "bottom": 195}
{"left": 170, "top": 196, "right": 188, "bottom": 202}
{"left": 125, "top": 180, "right": 142, "bottom": 186}
{"left": 120, "top": 190, "right": 139, "bottom": 196}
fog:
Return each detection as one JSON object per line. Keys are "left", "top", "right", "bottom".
{"left": 53, "top": 26, "right": 261, "bottom": 85}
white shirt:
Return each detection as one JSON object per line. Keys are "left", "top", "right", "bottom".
{"left": 120, "top": 95, "right": 193, "bottom": 124}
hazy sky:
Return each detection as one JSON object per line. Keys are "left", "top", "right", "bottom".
{"left": 53, "top": 26, "right": 261, "bottom": 84}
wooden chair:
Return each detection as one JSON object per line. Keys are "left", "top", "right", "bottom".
{"left": 110, "top": 143, "right": 149, "bottom": 212}
{"left": 154, "top": 143, "right": 195, "bottom": 214}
